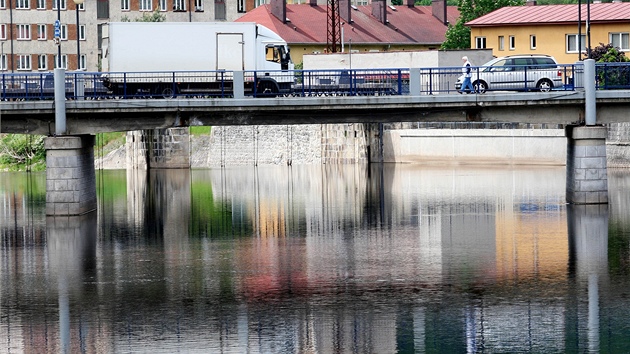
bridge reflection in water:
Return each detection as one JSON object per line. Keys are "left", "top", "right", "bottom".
{"left": 1, "top": 165, "right": 629, "bottom": 352}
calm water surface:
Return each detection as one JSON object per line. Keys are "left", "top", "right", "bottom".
{"left": 1, "top": 164, "right": 630, "bottom": 353}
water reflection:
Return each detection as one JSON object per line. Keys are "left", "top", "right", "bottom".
{"left": 1, "top": 165, "right": 630, "bottom": 352}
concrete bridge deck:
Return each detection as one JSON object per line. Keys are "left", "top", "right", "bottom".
{"left": 2, "top": 90, "right": 630, "bottom": 135}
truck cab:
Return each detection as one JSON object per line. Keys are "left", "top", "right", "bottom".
{"left": 266, "top": 45, "right": 292, "bottom": 71}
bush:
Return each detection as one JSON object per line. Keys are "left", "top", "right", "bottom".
{"left": 590, "top": 43, "right": 630, "bottom": 89}
{"left": 0, "top": 134, "right": 46, "bottom": 171}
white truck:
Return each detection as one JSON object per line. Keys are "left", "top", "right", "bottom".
{"left": 100, "top": 22, "right": 294, "bottom": 97}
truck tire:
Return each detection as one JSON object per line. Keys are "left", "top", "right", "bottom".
{"left": 156, "top": 85, "right": 177, "bottom": 99}
{"left": 256, "top": 81, "right": 278, "bottom": 97}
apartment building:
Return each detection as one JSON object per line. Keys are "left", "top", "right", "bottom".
{"left": 0, "top": 0, "right": 262, "bottom": 72}
{"left": 0, "top": 0, "right": 386, "bottom": 72}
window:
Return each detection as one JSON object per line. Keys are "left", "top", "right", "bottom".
{"left": 18, "top": 55, "right": 31, "bottom": 70}
{"left": 498, "top": 36, "right": 504, "bottom": 51}
{"left": 194, "top": 0, "right": 203, "bottom": 11}
{"left": 566, "top": 34, "right": 586, "bottom": 53}
{"left": 53, "top": 0, "right": 66, "bottom": 10}
{"left": 78, "top": 24, "right": 85, "bottom": 40}
{"left": 0, "top": 0, "right": 5, "bottom": 8}
{"left": 37, "top": 24, "right": 46, "bottom": 40}
{"left": 77, "top": 1, "right": 83, "bottom": 9}
{"left": 509, "top": 35, "right": 515, "bottom": 50}
{"left": 139, "top": 0, "right": 151, "bottom": 11}
{"left": 60, "top": 24, "right": 67, "bottom": 40}
{"left": 38, "top": 54, "right": 47, "bottom": 70}
{"left": 37, "top": 0, "right": 45, "bottom": 9}
{"left": 159, "top": 0, "right": 167, "bottom": 11}
{"left": 475, "top": 37, "right": 486, "bottom": 49}
{"left": 0, "top": 24, "right": 6, "bottom": 40}
{"left": 237, "top": 0, "right": 245, "bottom": 12}
{"left": 173, "top": 0, "right": 185, "bottom": 11}
{"left": 0, "top": 54, "right": 6, "bottom": 71}
{"left": 530, "top": 35, "right": 536, "bottom": 50}
{"left": 97, "top": 0, "right": 109, "bottom": 18}
{"left": 610, "top": 32, "right": 629, "bottom": 51}
{"left": 17, "top": 24, "right": 31, "bottom": 40}
{"left": 121, "top": 0, "right": 129, "bottom": 10}
{"left": 214, "top": 0, "right": 225, "bottom": 20}
{"left": 78, "top": 54, "right": 86, "bottom": 70}
{"left": 16, "top": 0, "right": 29, "bottom": 9}
{"left": 54, "top": 54, "right": 67, "bottom": 69}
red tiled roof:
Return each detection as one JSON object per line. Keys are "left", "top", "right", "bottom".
{"left": 236, "top": 4, "right": 459, "bottom": 45}
{"left": 467, "top": 2, "right": 630, "bottom": 27}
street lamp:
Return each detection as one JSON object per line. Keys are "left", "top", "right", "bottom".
{"left": 73, "top": 0, "right": 84, "bottom": 70}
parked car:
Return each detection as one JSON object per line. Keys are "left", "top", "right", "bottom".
{"left": 455, "top": 55, "right": 563, "bottom": 93}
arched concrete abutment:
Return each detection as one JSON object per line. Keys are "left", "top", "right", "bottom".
{"left": 45, "top": 135, "right": 97, "bottom": 216}
{"left": 565, "top": 125, "right": 608, "bottom": 204}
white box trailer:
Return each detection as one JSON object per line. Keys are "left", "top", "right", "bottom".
{"left": 101, "top": 22, "right": 294, "bottom": 97}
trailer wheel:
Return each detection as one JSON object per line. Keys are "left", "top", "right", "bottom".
{"left": 157, "top": 85, "right": 177, "bottom": 99}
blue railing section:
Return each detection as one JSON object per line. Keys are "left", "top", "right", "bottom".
{"left": 0, "top": 63, "right": 628, "bottom": 101}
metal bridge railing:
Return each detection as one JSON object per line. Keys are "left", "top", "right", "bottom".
{"left": 1, "top": 63, "right": 628, "bottom": 101}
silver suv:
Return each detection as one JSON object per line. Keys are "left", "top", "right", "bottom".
{"left": 455, "top": 55, "right": 563, "bottom": 93}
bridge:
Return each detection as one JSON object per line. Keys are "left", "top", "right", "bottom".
{"left": 0, "top": 60, "right": 624, "bottom": 215}
{"left": 1, "top": 90, "right": 630, "bottom": 135}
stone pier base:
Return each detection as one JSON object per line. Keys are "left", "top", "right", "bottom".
{"left": 565, "top": 125, "right": 608, "bottom": 204}
{"left": 127, "top": 128, "right": 190, "bottom": 170}
{"left": 45, "top": 135, "right": 97, "bottom": 215}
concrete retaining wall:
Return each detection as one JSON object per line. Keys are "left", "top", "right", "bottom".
{"left": 193, "top": 124, "right": 371, "bottom": 166}
{"left": 383, "top": 129, "right": 567, "bottom": 165}
{"left": 110, "top": 124, "right": 630, "bottom": 169}
{"left": 606, "top": 122, "right": 630, "bottom": 168}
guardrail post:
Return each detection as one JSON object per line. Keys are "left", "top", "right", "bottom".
{"left": 54, "top": 68, "right": 66, "bottom": 135}
{"left": 233, "top": 71, "right": 244, "bottom": 99}
{"left": 573, "top": 61, "right": 584, "bottom": 89}
{"left": 584, "top": 59, "right": 596, "bottom": 125}
{"left": 409, "top": 68, "right": 420, "bottom": 96}
{"left": 74, "top": 71, "right": 85, "bottom": 100}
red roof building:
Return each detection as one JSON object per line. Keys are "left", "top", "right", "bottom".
{"left": 236, "top": 0, "right": 459, "bottom": 63}
{"left": 465, "top": 2, "right": 630, "bottom": 64}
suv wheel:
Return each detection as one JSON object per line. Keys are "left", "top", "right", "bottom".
{"left": 473, "top": 80, "right": 487, "bottom": 94}
{"left": 536, "top": 79, "right": 553, "bottom": 92}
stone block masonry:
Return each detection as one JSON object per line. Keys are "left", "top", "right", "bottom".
{"left": 200, "top": 124, "right": 371, "bottom": 166}
{"left": 126, "top": 128, "right": 190, "bottom": 169}
{"left": 565, "top": 125, "right": 608, "bottom": 204}
{"left": 45, "top": 135, "right": 97, "bottom": 215}
{"left": 606, "top": 122, "right": 630, "bottom": 168}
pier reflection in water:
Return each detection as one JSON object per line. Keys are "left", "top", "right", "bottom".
{"left": 1, "top": 165, "right": 630, "bottom": 353}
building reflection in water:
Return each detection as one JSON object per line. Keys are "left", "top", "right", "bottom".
{"left": 0, "top": 165, "right": 627, "bottom": 352}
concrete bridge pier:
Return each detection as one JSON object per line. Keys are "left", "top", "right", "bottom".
{"left": 45, "top": 135, "right": 97, "bottom": 215}
{"left": 126, "top": 128, "right": 190, "bottom": 169}
{"left": 565, "top": 125, "right": 608, "bottom": 204}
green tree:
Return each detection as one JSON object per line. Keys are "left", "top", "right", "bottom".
{"left": 391, "top": 0, "right": 459, "bottom": 5}
{"left": 441, "top": 0, "right": 525, "bottom": 50}
{"left": 121, "top": 9, "right": 166, "bottom": 22}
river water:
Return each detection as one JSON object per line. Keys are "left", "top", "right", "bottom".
{"left": 1, "top": 164, "right": 629, "bottom": 353}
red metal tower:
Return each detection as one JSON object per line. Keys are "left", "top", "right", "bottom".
{"left": 327, "top": 0, "right": 341, "bottom": 53}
